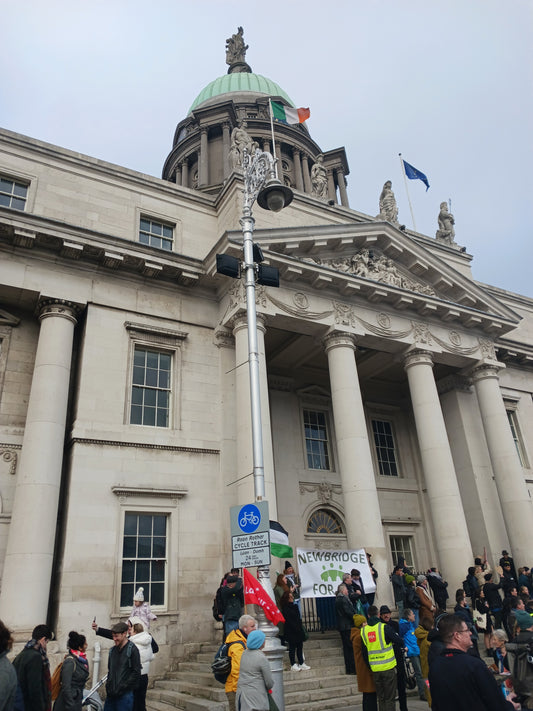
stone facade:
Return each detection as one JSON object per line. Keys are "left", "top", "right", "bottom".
{"left": 1, "top": 48, "right": 533, "bottom": 678}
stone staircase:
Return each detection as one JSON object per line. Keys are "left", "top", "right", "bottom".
{"left": 146, "top": 632, "right": 360, "bottom": 711}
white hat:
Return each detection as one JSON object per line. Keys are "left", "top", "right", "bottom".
{"left": 128, "top": 616, "right": 144, "bottom": 630}
{"left": 133, "top": 587, "right": 144, "bottom": 602}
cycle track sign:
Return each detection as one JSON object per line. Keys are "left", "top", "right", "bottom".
{"left": 230, "top": 501, "right": 270, "bottom": 568}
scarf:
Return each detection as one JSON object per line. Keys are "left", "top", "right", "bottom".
{"left": 70, "top": 649, "right": 89, "bottom": 671}
{"left": 24, "top": 639, "right": 51, "bottom": 711}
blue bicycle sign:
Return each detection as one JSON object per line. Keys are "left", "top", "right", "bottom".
{"left": 238, "top": 504, "right": 261, "bottom": 533}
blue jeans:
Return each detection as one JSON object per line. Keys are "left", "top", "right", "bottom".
{"left": 104, "top": 692, "right": 134, "bottom": 711}
{"left": 224, "top": 617, "right": 239, "bottom": 636}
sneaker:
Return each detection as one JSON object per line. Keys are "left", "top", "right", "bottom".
{"left": 291, "top": 664, "right": 301, "bottom": 671}
{"left": 299, "top": 663, "right": 311, "bottom": 670}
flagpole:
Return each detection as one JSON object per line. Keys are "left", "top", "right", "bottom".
{"left": 268, "top": 99, "right": 279, "bottom": 180}
{"left": 399, "top": 153, "right": 417, "bottom": 232}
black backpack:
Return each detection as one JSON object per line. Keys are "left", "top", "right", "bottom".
{"left": 463, "top": 578, "right": 473, "bottom": 598}
{"left": 211, "top": 640, "right": 245, "bottom": 684}
{"left": 212, "top": 586, "right": 224, "bottom": 621}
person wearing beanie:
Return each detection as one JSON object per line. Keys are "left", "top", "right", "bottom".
{"left": 280, "top": 591, "right": 310, "bottom": 672}
{"left": 351, "top": 615, "right": 377, "bottom": 711}
{"left": 236, "top": 628, "right": 273, "bottom": 711}
{"left": 224, "top": 614, "right": 257, "bottom": 711}
{"left": 128, "top": 618, "right": 154, "bottom": 711}
{"left": 129, "top": 587, "right": 157, "bottom": 631}
{"left": 12, "top": 624, "right": 53, "bottom": 711}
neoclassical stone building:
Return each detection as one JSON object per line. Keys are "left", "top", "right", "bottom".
{"left": 1, "top": 33, "right": 533, "bottom": 669}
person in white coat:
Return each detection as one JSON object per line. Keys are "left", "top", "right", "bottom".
{"left": 128, "top": 617, "right": 154, "bottom": 711}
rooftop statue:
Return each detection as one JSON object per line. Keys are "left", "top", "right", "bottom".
{"left": 229, "top": 121, "right": 254, "bottom": 169}
{"left": 226, "top": 26, "right": 248, "bottom": 65}
{"left": 311, "top": 154, "right": 328, "bottom": 199}
{"left": 378, "top": 180, "right": 399, "bottom": 224}
{"left": 436, "top": 201, "right": 456, "bottom": 244}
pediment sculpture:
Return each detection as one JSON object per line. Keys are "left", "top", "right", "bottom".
{"left": 305, "top": 249, "right": 436, "bottom": 297}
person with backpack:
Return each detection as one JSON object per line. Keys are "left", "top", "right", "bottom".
{"left": 52, "top": 631, "right": 89, "bottom": 711}
{"left": 224, "top": 614, "right": 257, "bottom": 711}
{"left": 103, "top": 622, "right": 141, "bottom": 711}
{"left": 13, "top": 623, "right": 53, "bottom": 711}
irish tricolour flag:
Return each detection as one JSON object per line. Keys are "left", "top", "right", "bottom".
{"left": 270, "top": 520, "right": 293, "bottom": 559}
{"left": 271, "top": 100, "right": 310, "bottom": 125}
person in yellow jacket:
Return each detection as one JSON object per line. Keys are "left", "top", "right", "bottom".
{"left": 225, "top": 614, "right": 257, "bottom": 711}
{"left": 361, "top": 605, "right": 405, "bottom": 711}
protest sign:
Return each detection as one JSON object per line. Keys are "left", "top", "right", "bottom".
{"left": 297, "top": 547, "right": 376, "bottom": 598}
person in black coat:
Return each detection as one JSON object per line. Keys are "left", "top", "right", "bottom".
{"left": 483, "top": 573, "right": 504, "bottom": 629}
{"left": 427, "top": 568, "right": 449, "bottom": 611}
{"left": 12, "top": 624, "right": 53, "bottom": 711}
{"left": 280, "top": 592, "right": 310, "bottom": 671}
{"left": 335, "top": 584, "right": 356, "bottom": 675}
{"left": 53, "top": 631, "right": 90, "bottom": 711}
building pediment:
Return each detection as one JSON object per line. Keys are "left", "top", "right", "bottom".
{"left": 218, "top": 221, "right": 520, "bottom": 336}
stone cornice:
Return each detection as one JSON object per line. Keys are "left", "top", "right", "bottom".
{"left": 111, "top": 486, "right": 188, "bottom": 506}
{"left": 68, "top": 437, "right": 219, "bottom": 455}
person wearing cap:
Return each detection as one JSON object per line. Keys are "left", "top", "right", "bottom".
{"left": 416, "top": 575, "right": 436, "bottom": 622}
{"left": 128, "top": 587, "right": 156, "bottom": 631}
{"left": 236, "top": 629, "right": 273, "bottom": 711}
{"left": 12, "top": 624, "right": 53, "bottom": 711}
{"left": 221, "top": 575, "right": 244, "bottom": 636}
{"left": 379, "top": 606, "right": 408, "bottom": 711}
{"left": 499, "top": 550, "right": 518, "bottom": 581}
{"left": 225, "top": 614, "right": 257, "bottom": 711}
{"left": 103, "top": 622, "right": 141, "bottom": 711}
{"left": 351, "top": 614, "right": 377, "bottom": 711}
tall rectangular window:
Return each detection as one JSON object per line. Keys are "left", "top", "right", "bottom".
{"left": 303, "top": 409, "right": 330, "bottom": 470}
{"left": 139, "top": 217, "right": 173, "bottom": 251}
{"left": 372, "top": 419, "right": 399, "bottom": 476}
{"left": 390, "top": 535, "right": 415, "bottom": 569}
{"left": 0, "top": 176, "right": 28, "bottom": 210}
{"left": 507, "top": 409, "right": 528, "bottom": 467}
{"left": 130, "top": 347, "right": 171, "bottom": 427}
{"left": 121, "top": 513, "right": 167, "bottom": 607}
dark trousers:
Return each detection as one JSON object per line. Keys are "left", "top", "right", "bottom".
{"left": 104, "top": 692, "right": 134, "bottom": 711}
{"left": 288, "top": 641, "right": 304, "bottom": 666}
{"left": 363, "top": 692, "right": 378, "bottom": 711}
{"left": 339, "top": 629, "right": 356, "bottom": 674}
{"left": 374, "top": 667, "right": 397, "bottom": 711}
{"left": 133, "top": 674, "right": 148, "bottom": 711}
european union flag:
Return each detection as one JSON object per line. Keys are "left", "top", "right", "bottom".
{"left": 403, "top": 160, "right": 430, "bottom": 191}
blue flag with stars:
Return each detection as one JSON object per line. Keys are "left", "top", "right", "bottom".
{"left": 403, "top": 160, "right": 430, "bottom": 191}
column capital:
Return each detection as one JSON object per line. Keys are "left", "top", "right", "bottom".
{"left": 292, "top": 147, "right": 300, "bottom": 157}
{"left": 37, "top": 299, "right": 81, "bottom": 324}
{"left": 470, "top": 361, "right": 504, "bottom": 383}
{"left": 322, "top": 330, "right": 357, "bottom": 353}
{"left": 403, "top": 348, "right": 434, "bottom": 370}
{"left": 214, "top": 328, "right": 235, "bottom": 349}
{"left": 232, "top": 311, "right": 268, "bottom": 335}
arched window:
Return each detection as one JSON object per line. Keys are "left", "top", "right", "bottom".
{"left": 307, "top": 508, "right": 344, "bottom": 535}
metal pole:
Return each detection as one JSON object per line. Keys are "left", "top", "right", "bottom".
{"left": 399, "top": 153, "right": 417, "bottom": 231}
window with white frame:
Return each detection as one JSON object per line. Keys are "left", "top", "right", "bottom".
{"left": 121, "top": 512, "right": 167, "bottom": 607}
{"left": 372, "top": 419, "right": 399, "bottom": 476}
{"left": 130, "top": 347, "right": 172, "bottom": 427}
{"left": 389, "top": 535, "right": 415, "bottom": 569}
{"left": 139, "top": 217, "right": 173, "bottom": 251}
{"left": 303, "top": 409, "right": 330, "bottom": 470}
{"left": 506, "top": 408, "right": 528, "bottom": 467}
{"left": 0, "top": 175, "right": 28, "bottom": 211}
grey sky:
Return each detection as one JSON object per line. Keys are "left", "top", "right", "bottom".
{"left": 3, "top": 0, "right": 532, "bottom": 297}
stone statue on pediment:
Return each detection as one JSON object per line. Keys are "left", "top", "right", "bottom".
{"left": 311, "top": 154, "right": 328, "bottom": 198}
{"left": 229, "top": 121, "right": 253, "bottom": 169}
{"left": 436, "top": 201, "right": 456, "bottom": 244}
{"left": 226, "top": 27, "right": 248, "bottom": 65}
{"left": 378, "top": 180, "right": 399, "bottom": 224}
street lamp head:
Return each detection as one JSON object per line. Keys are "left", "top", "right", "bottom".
{"left": 257, "top": 179, "right": 293, "bottom": 213}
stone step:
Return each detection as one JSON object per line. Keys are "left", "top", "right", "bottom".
{"left": 147, "top": 688, "right": 226, "bottom": 711}
{"left": 288, "top": 695, "right": 362, "bottom": 711}
{"left": 285, "top": 680, "right": 358, "bottom": 705}
{"left": 155, "top": 680, "right": 226, "bottom": 703}
{"left": 283, "top": 672, "right": 358, "bottom": 693}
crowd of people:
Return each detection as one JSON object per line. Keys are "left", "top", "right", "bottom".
{"left": 0, "top": 586, "right": 157, "bottom": 711}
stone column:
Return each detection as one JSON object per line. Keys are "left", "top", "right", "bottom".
{"left": 323, "top": 332, "right": 387, "bottom": 575}
{"left": 222, "top": 123, "right": 231, "bottom": 179}
{"left": 262, "top": 139, "right": 271, "bottom": 154}
{"left": 302, "top": 155, "right": 312, "bottom": 193}
{"left": 471, "top": 363, "right": 533, "bottom": 565}
{"left": 232, "top": 313, "right": 277, "bottom": 519}
{"left": 0, "top": 300, "right": 78, "bottom": 629}
{"left": 182, "top": 159, "right": 189, "bottom": 189}
{"left": 327, "top": 170, "right": 337, "bottom": 203}
{"left": 175, "top": 164, "right": 182, "bottom": 186}
{"left": 336, "top": 167, "right": 349, "bottom": 207}
{"left": 403, "top": 349, "right": 472, "bottom": 584}
{"left": 292, "top": 148, "right": 304, "bottom": 191}
{"left": 199, "top": 128, "right": 208, "bottom": 187}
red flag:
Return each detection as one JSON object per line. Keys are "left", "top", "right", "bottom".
{"left": 243, "top": 568, "right": 285, "bottom": 625}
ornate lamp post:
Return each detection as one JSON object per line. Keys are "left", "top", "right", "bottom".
{"left": 240, "top": 148, "right": 292, "bottom": 710}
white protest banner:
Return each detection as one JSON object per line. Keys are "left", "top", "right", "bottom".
{"left": 297, "top": 547, "right": 376, "bottom": 598}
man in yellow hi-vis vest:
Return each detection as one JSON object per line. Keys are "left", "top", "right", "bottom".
{"left": 361, "top": 605, "right": 406, "bottom": 711}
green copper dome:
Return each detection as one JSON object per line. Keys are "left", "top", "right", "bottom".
{"left": 188, "top": 73, "right": 294, "bottom": 114}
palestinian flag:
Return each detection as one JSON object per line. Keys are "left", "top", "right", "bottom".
{"left": 271, "top": 101, "right": 310, "bottom": 125}
{"left": 270, "top": 520, "right": 293, "bottom": 558}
